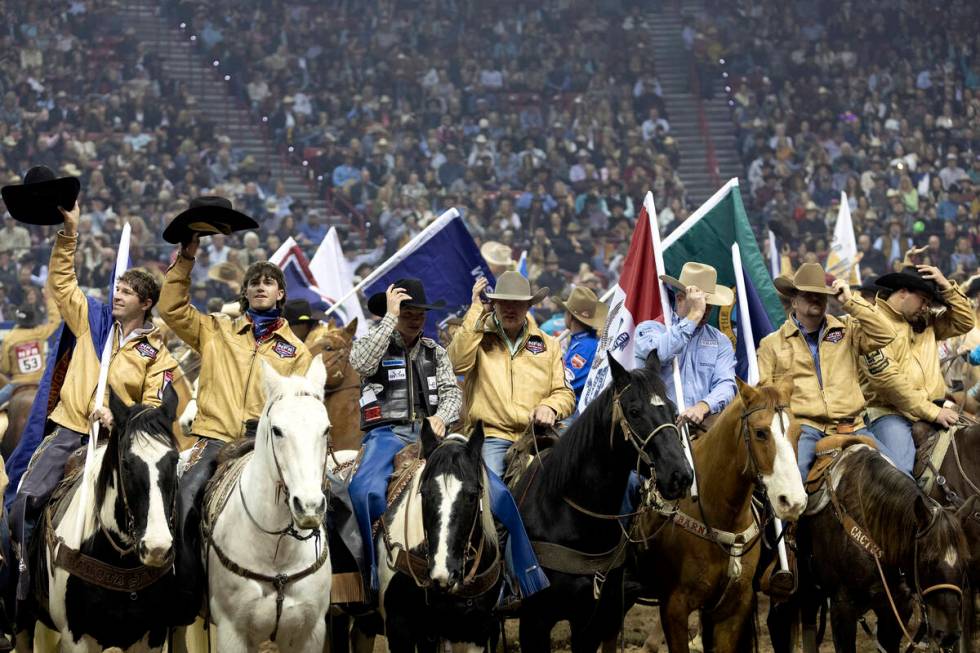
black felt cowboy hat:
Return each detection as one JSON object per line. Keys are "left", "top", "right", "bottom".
{"left": 163, "top": 196, "right": 259, "bottom": 244}
{"left": 367, "top": 278, "right": 446, "bottom": 317}
{"left": 1, "top": 165, "right": 81, "bottom": 225}
{"left": 284, "top": 299, "right": 327, "bottom": 325}
{"left": 875, "top": 266, "right": 947, "bottom": 305}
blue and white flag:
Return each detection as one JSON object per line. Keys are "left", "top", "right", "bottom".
{"left": 362, "top": 209, "right": 495, "bottom": 338}
{"left": 269, "top": 237, "right": 335, "bottom": 312}
{"left": 309, "top": 227, "right": 368, "bottom": 336}
{"left": 517, "top": 250, "right": 528, "bottom": 278}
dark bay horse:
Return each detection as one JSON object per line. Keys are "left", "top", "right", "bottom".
{"left": 801, "top": 446, "right": 970, "bottom": 653}
{"left": 622, "top": 379, "right": 806, "bottom": 653}
{"left": 512, "top": 354, "right": 694, "bottom": 653}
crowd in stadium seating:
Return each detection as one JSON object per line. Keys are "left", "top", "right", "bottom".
{"left": 692, "top": 0, "right": 980, "bottom": 281}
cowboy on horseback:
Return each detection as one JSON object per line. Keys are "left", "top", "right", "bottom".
{"left": 8, "top": 201, "right": 178, "bottom": 603}
{"left": 448, "top": 271, "right": 576, "bottom": 598}
{"left": 554, "top": 286, "right": 607, "bottom": 402}
{"left": 156, "top": 197, "right": 312, "bottom": 622}
{"left": 758, "top": 263, "right": 896, "bottom": 479}
{"left": 634, "top": 262, "right": 737, "bottom": 426}
{"left": 346, "top": 278, "right": 462, "bottom": 592}
{"left": 858, "top": 263, "right": 975, "bottom": 475}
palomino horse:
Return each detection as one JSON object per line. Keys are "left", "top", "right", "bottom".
{"left": 512, "top": 354, "right": 694, "bottom": 653}
{"left": 377, "top": 421, "right": 502, "bottom": 652}
{"left": 203, "top": 360, "right": 331, "bottom": 652}
{"left": 309, "top": 319, "right": 362, "bottom": 451}
{"left": 29, "top": 386, "right": 182, "bottom": 652}
{"left": 622, "top": 379, "right": 806, "bottom": 653}
{"left": 801, "top": 446, "right": 969, "bottom": 653}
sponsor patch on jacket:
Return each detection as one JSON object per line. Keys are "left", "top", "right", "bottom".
{"left": 824, "top": 329, "right": 845, "bottom": 344}
{"left": 14, "top": 342, "right": 42, "bottom": 374}
{"left": 570, "top": 353, "right": 587, "bottom": 369}
{"left": 388, "top": 368, "right": 407, "bottom": 381}
{"left": 612, "top": 332, "right": 630, "bottom": 351}
{"left": 525, "top": 337, "right": 546, "bottom": 355}
{"left": 273, "top": 341, "right": 297, "bottom": 358}
{"left": 864, "top": 349, "right": 889, "bottom": 375}
{"left": 363, "top": 405, "right": 382, "bottom": 422}
{"left": 381, "top": 359, "right": 405, "bottom": 368}
{"left": 135, "top": 342, "right": 158, "bottom": 359}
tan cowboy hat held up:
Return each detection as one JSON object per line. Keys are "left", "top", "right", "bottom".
{"left": 484, "top": 271, "right": 549, "bottom": 304}
{"left": 660, "top": 262, "right": 734, "bottom": 307}
{"left": 774, "top": 263, "right": 835, "bottom": 296}
{"left": 554, "top": 286, "right": 608, "bottom": 330}
{"left": 480, "top": 241, "right": 515, "bottom": 270}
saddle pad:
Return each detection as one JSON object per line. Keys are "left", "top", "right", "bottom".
{"left": 804, "top": 443, "right": 873, "bottom": 516}
{"left": 813, "top": 434, "right": 877, "bottom": 455}
{"left": 202, "top": 451, "right": 252, "bottom": 533}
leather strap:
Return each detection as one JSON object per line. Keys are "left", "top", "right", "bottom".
{"left": 531, "top": 535, "right": 628, "bottom": 576}
{"left": 52, "top": 539, "right": 173, "bottom": 593}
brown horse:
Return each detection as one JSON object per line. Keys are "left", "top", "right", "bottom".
{"left": 309, "top": 319, "right": 361, "bottom": 451}
{"left": 1, "top": 384, "right": 39, "bottom": 460}
{"left": 621, "top": 379, "right": 806, "bottom": 653}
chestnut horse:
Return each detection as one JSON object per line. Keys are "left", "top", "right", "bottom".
{"left": 620, "top": 379, "right": 807, "bottom": 653}
{"left": 309, "top": 319, "right": 361, "bottom": 452}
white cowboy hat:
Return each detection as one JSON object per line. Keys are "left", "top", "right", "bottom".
{"left": 484, "top": 271, "right": 549, "bottom": 304}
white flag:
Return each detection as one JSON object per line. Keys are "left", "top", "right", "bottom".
{"left": 826, "top": 191, "right": 861, "bottom": 284}
{"left": 310, "top": 228, "right": 368, "bottom": 336}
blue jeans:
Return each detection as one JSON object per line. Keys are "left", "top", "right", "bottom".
{"left": 796, "top": 424, "right": 878, "bottom": 480}
{"left": 482, "top": 436, "right": 513, "bottom": 478}
{"left": 866, "top": 415, "right": 915, "bottom": 476}
{"left": 0, "top": 383, "right": 16, "bottom": 407}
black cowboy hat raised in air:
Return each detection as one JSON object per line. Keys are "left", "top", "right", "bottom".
{"left": 1, "top": 165, "right": 81, "bottom": 225}
{"left": 367, "top": 278, "right": 446, "bottom": 317}
{"left": 162, "top": 196, "right": 259, "bottom": 244}
{"left": 875, "top": 266, "right": 947, "bottom": 306}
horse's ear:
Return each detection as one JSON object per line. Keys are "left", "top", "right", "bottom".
{"left": 913, "top": 494, "right": 935, "bottom": 527}
{"left": 736, "top": 377, "right": 759, "bottom": 404}
{"left": 467, "top": 421, "right": 485, "bottom": 459}
{"left": 344, "top": 318, "right": 358, "bottom": 337}
{"left": 160, "top": 383, "right": 179, "bottom": 423}
{"left": 608, "top": 352, "right": 630, "bottom": 391}
{"left": 261, "top": 361, "right": 285, "bottom": 400}
{"left": 644, "top": 349, "right": 662, "bottom": 371}
{"left": 775, "top": 374, "right": 794, "bottom": 403}
{"left": 305, "top": 357, "right": 327, "bottom": 396}
{"left": 955, "top": 495, "right": 977, "bottom": 525}
{"left": 421, "top": 418, "right": 439, "bottom": 459}
{"left": 108, "top": 388, "right": 129, "bottom": 433}
{"left": 327, "top": 318, "right": 337, "bottom": 329}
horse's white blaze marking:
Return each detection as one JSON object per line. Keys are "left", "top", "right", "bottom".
{"left": 762, "top": 411, "right": 807, "bottom": 520}
{"left": 944, "top": 546, "right": 958, "bottom": 568}
{"left": 139, "top": 436, "right": 174, "bottom": 561}
{"left": 430, "top": 473, "right": 463, "bottom": 586}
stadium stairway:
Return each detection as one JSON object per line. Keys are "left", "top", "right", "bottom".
{"left": 648, "top": 4, "right": 746, "bottom": 204}
{"left": 118, "top": 0, "right": 323, "bottom": 219}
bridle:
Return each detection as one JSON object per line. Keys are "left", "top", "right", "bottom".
{"left": 609, "top": 384, "right": 683, "bottom": 477}
{"left": 236, "top": 389, "right": 329, "bottom": 552}
{"left": 382, "top": 435, "right": 501, "bottom": 597}
{"left": 318, "top": 339, "right": 357, "bottom": 394}
{"left": 737, "top": 403, "right": 790, "bottom": 489}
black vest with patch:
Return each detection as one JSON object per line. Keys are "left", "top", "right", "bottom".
{"left": 359, "top": 338, "right": 439, "bottom": 430}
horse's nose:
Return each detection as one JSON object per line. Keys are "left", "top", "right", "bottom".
{"left": 776, "top": 493, "right": 806, "bottom": 519}
{"left": 138, "top": 541, "right": 172, "bottom": 568}
{"left": 291, "top": 496, "right": 326, "bottom": 528}
{"left": 935, "top": 629, "right": 960, "bottom": 650}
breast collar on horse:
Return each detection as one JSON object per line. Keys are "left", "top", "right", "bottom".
{"left": 825, "top": 465, "right": 964, "bottom": 650}
{"left": 379, "top": 434, "right": 503, "bottom": 599}
{"left": 203, "top": 389, "right": 330, "bottom": 643}
{"left": 45, "top": 407, "right": 177, "bottom": 596}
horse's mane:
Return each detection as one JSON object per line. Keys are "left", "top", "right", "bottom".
{"left": 544, "top": 365, "right": 669, "bottom": 495}
{"left": 839, "top": 448, "right": 966, "bottom": 567}
{"left": 95, "top": 403, "right": 177, "bottom": 506}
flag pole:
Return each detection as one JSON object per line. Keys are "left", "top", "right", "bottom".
{"left": 733, "top": 242, "right": 788, "bottom": 569}
{"left": 322, "top": 207, "right": 459, "bottom": 319}
{"left": 645, "top": 192, "right": 697, "bottom": 497}
{"left": 73, "top": 222, "right": 131, "bottom": 539}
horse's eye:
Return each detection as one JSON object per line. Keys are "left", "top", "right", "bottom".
{"left": 323, "top": 427, "right": 331, "bottom": 438}
{"left": 629, "top": 407, "right": 642, "bottom": 418}
{"left": 272, "top": 426, "right": 284, "bottom": 438}
{"left": 754, "top": 429, "right": 768, "bottom": 441}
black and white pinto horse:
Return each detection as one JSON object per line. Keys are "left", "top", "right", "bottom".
{"left": 513, "top": 355, "right": 695, "bottom": 653}
{"left": 378, "top": 421, "right": 501, "bottom": 653}
{"left": 205, "top": 360, "right": 331, "bottom": 652}
{"left": 31, "top": 386, "right": 182, "bottom": 652}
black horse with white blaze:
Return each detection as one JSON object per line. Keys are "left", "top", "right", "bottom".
{"left": 28, "top": 386, "right": 183, "bottom": 652}
{"left": 513, "top": 354, "right": 694, "bottom": 653}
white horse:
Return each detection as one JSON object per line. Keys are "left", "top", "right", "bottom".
{"left": 205, "top": 359, "right": 332, "bottom": 653}
{"left": 33, "top": 387, "right": 182, "bottom": 653}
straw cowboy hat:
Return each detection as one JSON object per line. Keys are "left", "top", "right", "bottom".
{"left": 660, "top": 262, "right": 734, "bottom": 306}
{"left": 484, "top": 271, "right": 549, "bottom": 304}
{"left": 207, "top": 261, "right": 245, "bottom": 291}
{"left": 554, "top": 286, "right": 608, "bottom": 330}
{"left": 1, "top": 165, "right": 81, "bottom": 225}
{"left": 774, "top": 263, "right": 835, "bottom": 296}
{"left": 480, "top": 241, "right": 514, "bottom": 269}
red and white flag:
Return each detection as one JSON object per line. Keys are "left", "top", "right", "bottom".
{"left": 577, "top": 194, "right": 667, "bottom": 411}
